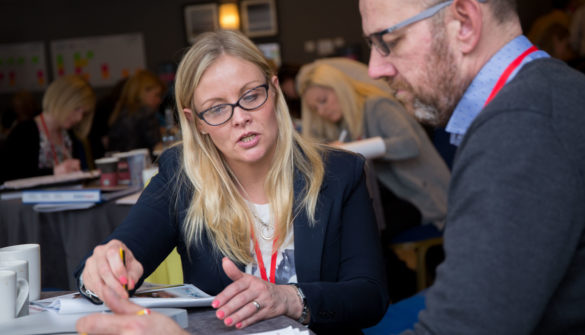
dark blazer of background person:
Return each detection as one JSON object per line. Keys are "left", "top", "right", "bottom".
{"left": 75, "top": 145, "right": 389, "bottom": 334}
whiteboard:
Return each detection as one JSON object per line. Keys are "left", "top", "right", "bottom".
{"left": 0, "top": 41, "right": 48, "bottom": 93}
{"left": 50, "top": 33, "right": 146, "bottom": 87}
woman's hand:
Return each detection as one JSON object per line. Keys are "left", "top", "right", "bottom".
{"left": 212, "top": 257, "right": 303, "bottom": 329}
{"left": 76, "top": 287, "right": 188, "bottom": 335}
{"left": 53, "top": 158, "right": 81, "bottom": 175}
{"left": 81, "top": 239, "right": 143, "bottom": 300}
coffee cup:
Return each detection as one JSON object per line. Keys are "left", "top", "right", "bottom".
{"left": 0, "top": 244, "right": 41, "bottom": 301}
{"left": 0, "top": 270, "right": 29, "bottom": 322}
{"left": 95, "top": 157, "right": 119, "bottom": 187}
{"left": 0, "top": 260, "right": 29, "bottom": 317}
{"left": 128, "top": 148, "right": 150, "bottom": 187}
{"left": 113, "top": 152, "right": 132, "bottom": 185}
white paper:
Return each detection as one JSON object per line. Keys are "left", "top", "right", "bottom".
{"left": 32, "top": 284, "right": 214, "bottom": 314}
{"left": 249, "top": 325, "right": 310, "bottom": 335}
{"left": 1, "top": 171, "right": 100, "bottom": 191}
{"left": 340, "top": 136, "right": 386, "bottom": 159}
{"left": 0, "top": 307, "right": 187, "bottom": 335}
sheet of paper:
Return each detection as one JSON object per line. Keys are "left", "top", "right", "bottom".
{"left": 340, "top": 136, "right": 386, "bottom": 159}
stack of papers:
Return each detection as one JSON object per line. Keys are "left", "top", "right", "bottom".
{"left": 32, "top": 284, "right": 214, "bottom": 314}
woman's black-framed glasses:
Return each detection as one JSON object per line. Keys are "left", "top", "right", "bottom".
{"left": 197, "top": 83, "right": 269, "bottom": 126}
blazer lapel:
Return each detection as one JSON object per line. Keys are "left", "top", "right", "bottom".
{"left": 292, "top": 167, "right": 330, "bottom": 283}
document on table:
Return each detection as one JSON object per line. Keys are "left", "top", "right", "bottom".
{"left": 249, "top": 326, "right": 310, "bottom": 335}
{"left": 31, "top": 284, "right": 214, "bottom": 314}
{"left": 0, "top": 307, "right": 187, "bottom": 335}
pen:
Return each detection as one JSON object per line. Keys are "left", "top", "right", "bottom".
{"left": 119, "top": 247, "right": 128, "bottom": 293}
{"left": 338, "top": 129, "right": 348, "bottom": 142}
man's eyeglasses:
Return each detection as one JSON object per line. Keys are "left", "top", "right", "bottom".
{"left": 197, "top": 83, "right": 269, "bottom": 126}
{"left": 365, "top": 1, "right": 454, "bottom": 57}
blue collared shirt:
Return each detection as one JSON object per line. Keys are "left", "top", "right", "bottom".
{"left": 445, "top": 35, "right": 550, "bottom": 146}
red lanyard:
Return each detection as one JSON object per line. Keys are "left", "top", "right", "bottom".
{"left": 39, "top": 114, "right": 61, "bottom": 165}
{"left": 252, "top": 231, "right": 278, "bottom": 283}
{"left": 484, "top": 46, "right": 538, "bottom": 107}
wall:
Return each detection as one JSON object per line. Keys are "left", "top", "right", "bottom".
{"left": 0, "top": 0, "right": 556, "bottom": 105}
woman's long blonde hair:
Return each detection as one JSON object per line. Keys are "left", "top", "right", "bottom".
{"left": 174, "top": 30, "right": 324, "bottom": 264}
{"left": 108, "top": 69, "right": 165, "bottom": 126}
{"left": 42, "top": 75, "right": 95, "bottom": 138}
{"left": 298, "top": 64, "right": 393, "bottom": 142}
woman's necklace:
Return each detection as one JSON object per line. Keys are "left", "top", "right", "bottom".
{"left": 256, "top": 216, "right": 275, "bottom": 240}
{"left": 250, "top": 205, "right": 275, "bottom": 240}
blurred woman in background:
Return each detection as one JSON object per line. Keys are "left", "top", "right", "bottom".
{"left": 0, "top": 75, "right": 95, "bottom": 183}
{"left": 107, "top": 69, "right": 164, "bottom": 154}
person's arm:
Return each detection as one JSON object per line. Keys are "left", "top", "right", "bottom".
{"left": 76, "top": 287, "right": 189, "bottom": 335}
{"left": 74, "top": 146, "right": 183, "bottom": 296}
{"left": 364, "top": 98, "right": 422, "bottom": 160}
{"left": 1, "top": 121, "right": 48, "bottom": 182}
{"left": 405, "top": 111, "right": 584, "bottom": 334}
{"left": 299, "top": 152, "right": 389, "bottom": 332}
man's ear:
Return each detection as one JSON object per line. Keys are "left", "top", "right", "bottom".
{"left": 448, "top": 0, "right": 483, "bottom": 54}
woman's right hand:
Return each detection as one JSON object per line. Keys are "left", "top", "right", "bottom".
{"left": 81, "top": 239, "right": 144, "bottom": 299}
{"left": 53, "top": 158, "right": 81, "bottom": 175}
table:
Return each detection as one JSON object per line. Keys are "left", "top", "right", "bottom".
{"left": 34, "top": 292, "right": 315, "bottom": 335}
{"left": 0, "top": 198, "right": 131, "bottom": 290}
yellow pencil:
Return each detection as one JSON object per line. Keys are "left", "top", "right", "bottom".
{"left": 119, "top": 247, "right": 128, "bottom": 292}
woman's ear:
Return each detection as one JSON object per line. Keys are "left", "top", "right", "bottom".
{"left": 183, "top": 108, "right": 194, "bottom": 122}
{"left": 271, "top": 75, "right": 279, "bottom": 89}
{"left": 183, "top": 108, "right": 207, "bottom": 134}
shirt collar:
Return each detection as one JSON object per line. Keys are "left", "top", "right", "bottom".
{"left": 445, "top": 35, "right": 550, "bottom": 146}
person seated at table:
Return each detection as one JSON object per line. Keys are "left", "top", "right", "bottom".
{"left": 0, "top": 75, "right": 95, "bottom": 183}
{"left": 75, "top": 30, "right": 388, "bottom": 334}
{"left": 297, "top": 60, "right": 450, "bottom": 237}
{"left": 106, "top": 69, "right": 164, "bottom": 155}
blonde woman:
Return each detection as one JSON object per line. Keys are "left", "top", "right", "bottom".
{"left": 75, "top": 31, "right": 387, "bottom": 335}
{"left": 107, "top": 69, "right": 164, "bottom": 154}
{"left": 298, "top": 61, "right": 450, "bottom": 236}
{"left": 1, "top": 75, "right": 95, "bottom": 183}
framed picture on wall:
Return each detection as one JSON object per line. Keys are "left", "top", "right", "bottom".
{"left": 240, "top": 0, "right": 278, "bottom": 37}
{"left": 184, "top": 3, "right": 219, "bottom": 44}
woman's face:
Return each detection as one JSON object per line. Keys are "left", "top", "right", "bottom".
{"left": 302, "top": 85, "right": 342, "bottom": 123}
{"left": 141, "top": 85, "right": 163, "bottom": 110}
{"left": 62, "top": 106, "right": 90, "bottom": 129}
{"left": 186, "top": 54, "right": 279, "bottom": 172}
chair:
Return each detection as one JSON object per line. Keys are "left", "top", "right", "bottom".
{"left": 144, "top": 247, "right": 184, "bottom": 285}
{"left": 362, "top": 291, "right": 426, "bottom": 335}
{"left": 390, "top": 224, "right": 443, "bottom": 291}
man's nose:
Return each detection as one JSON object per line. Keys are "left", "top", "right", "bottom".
{"left": 368, "top": 50, "right": 397, "bottom": 79}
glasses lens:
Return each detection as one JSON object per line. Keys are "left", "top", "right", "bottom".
{"left": 203, "top": 104, "right": 232, "bottom": 125}
{"left": 239, "top": 85, "right": 268, "bottom": 110}
{"left": 371, "top": 35, "right": 390, "bottom": 56}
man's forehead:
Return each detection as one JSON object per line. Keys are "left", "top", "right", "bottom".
{"left": 360, "top": 0, "right": 422, "bottom": 34}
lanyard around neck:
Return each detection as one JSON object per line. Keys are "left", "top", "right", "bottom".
{"left": 484, "top": 45, "right": 538, "bottom": 107}
{"left": 39, "top": 113, "right": 62, "bottom": 165}
{"left": 252, "top": 230, "right": 278, "bottom": 283}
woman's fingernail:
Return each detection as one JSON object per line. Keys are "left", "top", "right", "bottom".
{"left": 212, "top": 300, "right": 219, "bottom": 308}
{"left": 236, "top": 322, "right": 242, "bottom": 328}
{"left": 118, "top": 276, "right": 128, "bottom": 285}
{"left": 225, "top": 317, "right": 233, "bottom": 326}
{"left": 216, "top": 310, "right": 225, "bottom": 319}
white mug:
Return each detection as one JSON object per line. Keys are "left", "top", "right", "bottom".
{"left": 0, "top": 244, "right": 41, "bottom": 301}
{"left": 0, "top": 270, "right": 29, "bottom": 322}
{"left": 0, "top": 260, "right": 29, "bottom": 317}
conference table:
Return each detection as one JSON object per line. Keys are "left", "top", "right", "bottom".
{"left": 0, "top": 197, "right": 132, "bottom": 290}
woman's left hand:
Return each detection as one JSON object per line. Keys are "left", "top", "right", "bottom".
{"left": 212, "top": 257, "right": 303, "bottom": 329}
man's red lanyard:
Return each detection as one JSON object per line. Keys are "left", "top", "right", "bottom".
{"left": 39, "top": 113, "right": 61, "bottom": 165}
{"left": 252, "top": 231, "right": 278, "bottom": 283}
{"left": 484, "top": 46, "right": 539, "bottom": 107}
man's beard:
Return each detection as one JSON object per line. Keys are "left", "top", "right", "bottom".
{"left": 392, "top": 23, "right": 468, "bottom": 127}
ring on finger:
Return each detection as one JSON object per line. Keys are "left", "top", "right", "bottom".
{"left": 252, "top": 300, "right": 261, "bottom": 311}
